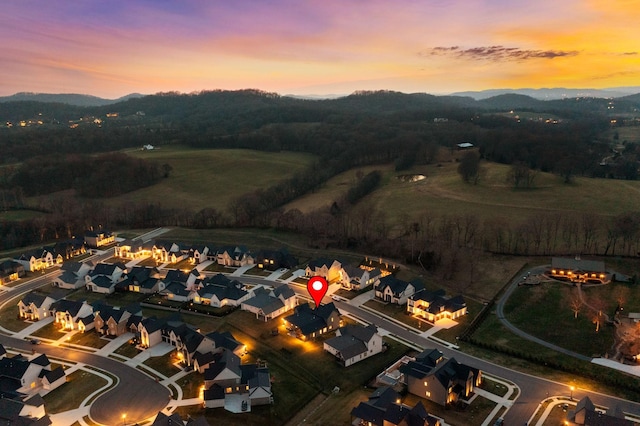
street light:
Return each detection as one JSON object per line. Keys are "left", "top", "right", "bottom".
{"left": 570, "top": 386, "right": 575, "bottom": 400}
{"left": 122, "top": 413, "right": 126, "bottom": 426}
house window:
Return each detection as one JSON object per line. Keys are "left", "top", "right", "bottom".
{"left": 425, "top": 391, "right": 431, "bottom": 397}
{"left": 226, "top": 387, "right": 232, "bottom": 393}
{"left": 424, "top": 381, "right": 428, "bottom": 387}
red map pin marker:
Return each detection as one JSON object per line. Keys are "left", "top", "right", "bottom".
{"left": 307, "top": 276, "right": 328, "bottom": 308}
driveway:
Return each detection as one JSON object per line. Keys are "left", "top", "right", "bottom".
{"left": 0, "top": 334, "right": 169, "bottom": 425}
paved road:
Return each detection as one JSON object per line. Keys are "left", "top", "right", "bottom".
{"left": 0, "top": 334, "right": 169, "bottom": 425}
{"left": 248, "top": 277, "right": 640, "bottom": 424}
{"left": 332, "top": 301, "right": 640, "bottom": 423}
{"left": 0, "top": 229, "right": 172, "bottom": 425}
{"left": 495, "top": 266, "right": 592, "bottom": 362}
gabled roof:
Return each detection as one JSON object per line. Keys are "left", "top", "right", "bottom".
{"left": 43, "top": 367, "right": 65, "bottom": 383}
{"left": 243, "top": 288, "right": 286, "bottom": 315}
{"left": 60, "top": 261, "right": 85, "bottom": 273}
{"left": 552, "top": 257, "right": 605, "bottom": 272}
{"left": 58, "top": 270, "right": 81, "bottom": 284}
{"left": 307, "top": 258, "right": 339, "bottom": 269}
{"left": 96, "top": 306, "right": 128, "bottom": 323}
{"left": 325, "top": 324, "right": 378, "bottom": 360}
{"left": 163, "top": 282, "right": 191, "bottom": 297}
{"left": 51, "top": 299, "right": 89, "bottom": 317}
{"left": 203, "top": 350, "right": 241, "bottom": 381}
{"left": 31, "top": 353, "right": 50, "bottom": 366}
{"left": 78, "top": 314, "right": 95, "bottom": 325}
{"left": 273, "top": 284, "right": 295, "bottom": 300}
{"left": 351, "top": 402, "right": 385, "bottom": 425}
{"left": 91, "top": 275, "right": 114, "bottom": 288}
{"left": 164, "top": 269, "right": 189, "bottom": 283}
{"left": 90, "top": 263, "right": 121, "bottom": 277}
{"left": 0, "top": 357, "right": 30, "bottom": 380}
{"left": 415, "top": 348, "right": 444, "bottom": 367}
{"left": 368, "top": 386, "right": 401, "bottom": 408}
{"left": 384, "top": 403, "right": 411, "bottom": 425}
{"left": 0, "top": 260, "right": 24, "bottom": 275}
{"left": 20, "top": 292, "right": 50, "bottom": 308}
{"left": 377, "top": 276, "right": 412, "bottom": 296}
{"left": 194, "top": 351, "right": 218, "bottom": 367}
{"left": 207, "top": 331, "right": 244, "bottom": 352}
{"left": 198, "top": 283, "right": 247, "bottom": 302}
{"left": 342, "top": 264, "right": 364, "bottom": 278}
{"left": 0, "top": 344, "right": 6, "bottom": 357}
{"left": 284, "top": 303, "right": 339, "bottom": 335}
{"left": 430, "top": 357, "right": 474, "bottom": 389}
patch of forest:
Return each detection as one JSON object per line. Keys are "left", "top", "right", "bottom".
{"left": 7, "top": 152, "right": 166, "bottom": 197}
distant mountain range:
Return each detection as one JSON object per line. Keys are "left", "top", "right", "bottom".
{"left": 0, "top": 92, "right": 146, "bottom": 107}
{"left": 450, "top": 87, "right": 640, "bottom": 100}
{"left": 2, "top": 87, "right": 640, "bottom": 107}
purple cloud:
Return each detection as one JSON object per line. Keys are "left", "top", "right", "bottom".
{"left": 422, "top": 45, "right": 578, "bottom": 61}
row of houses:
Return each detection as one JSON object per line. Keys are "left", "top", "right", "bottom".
{"left": 11, "top": 230, "right": 117, "bottom": 273}
{"left": 15, "top": 287, "right": 274, "bottom": 415}
{"left": 373, "top": 275, "right": 468, "bottom": 323}
{"left": 305, "top": 258, "right": 387, "bottom": 291}
{"left": 0, "top": 344, "right": 66, "bottom": 400}
{"left": 115, "top": 239, "right": 298, "bottom": 270}
{"left": 12, "top": 239, "right": 86, "bottom": 272}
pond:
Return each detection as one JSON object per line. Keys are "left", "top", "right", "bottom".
{"left": 397, "top": 174, "right": 426, "bottom": 182}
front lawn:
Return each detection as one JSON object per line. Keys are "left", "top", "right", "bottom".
{"left": 363, "top": 299, "right": 428, "bottom": 330}
{"left": 177, "top": 373, "right": 203, "bottom": 399}
{"left": 43, "top": 369, "right": 108, "bottom": 414}
{"left": 0, "top": 305, "right": 31, "bottom": 332}
{"left": 32, "top": 322, "right": 65, "bottom": 340}
{"left": 143, "top": 354, "right": 181, "bottom": 378}
{"left": 69, "top": 331, "right": 109, "bottom": 349}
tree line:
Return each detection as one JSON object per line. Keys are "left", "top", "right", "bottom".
{"left": 5, "top": 153, "right": 166, "bottom": 197}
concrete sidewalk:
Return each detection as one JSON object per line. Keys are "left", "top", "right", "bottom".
{"left": 12, "top": 317, "right": 54, "bottom": 339}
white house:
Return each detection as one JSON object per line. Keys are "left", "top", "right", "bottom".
{"left": 241, "top": 285, "right": 297, "bottom": 321}
{"left": 18, "top": 292, "right": 56, "bottom": 321}
{"left": 324, "top": 324, "right": 382, "bottom": 367}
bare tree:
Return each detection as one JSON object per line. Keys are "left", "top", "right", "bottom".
{"left": 569, "top": 294, "right": 583, "bottom": 319}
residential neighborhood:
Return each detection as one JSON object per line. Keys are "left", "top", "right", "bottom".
{"left": 0, "top": 230, "right": 639, "bottom": 426}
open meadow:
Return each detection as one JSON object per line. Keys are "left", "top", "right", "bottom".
{"left": 293, "top": 160, "right": 640, "bottom": 227}
{"left": 103, "top": 147, "right": 315, "bottom": 211}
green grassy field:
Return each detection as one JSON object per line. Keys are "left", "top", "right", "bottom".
{"left": 0, "top": 209, "right": 48, "bottom": 221}
{"left": 603, "top": 125, "right": 640, "bottom": 143}
{"left": 43, "top": 369, "right": 108, "bottom": 414}
{"left": 282, "top": 159, "right": 640, "bottom": 229}
{"left": 110, "top": 147, "right": 315, "bottom": 211}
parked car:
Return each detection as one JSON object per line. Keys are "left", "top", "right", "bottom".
{"left": 29, "top": 338, "right": 41, "bottom": 345}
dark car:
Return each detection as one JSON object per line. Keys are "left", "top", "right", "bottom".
{"left": 29, "top": 338, "right": 41, "bottom": 345}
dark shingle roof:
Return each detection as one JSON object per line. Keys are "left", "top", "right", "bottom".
{"left": 377, "top": 276, "right": 411, "bottom": 296}
{"left": 43, "top": 367, "right": 65, "bottom": 383}
{"left": 20, "top": 292, "right": 49, "bottom": 308}
{"left": 284, "top": 303, "right": 339, "bottom": 336}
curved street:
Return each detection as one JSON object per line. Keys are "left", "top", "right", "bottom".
{"left": 495, "top": 265, "right": 592, "bottom": 362}
{"left": 2, "top": 239, "right": 640, "bottom": 425}
{"left": 0, "top": 334, "right": 169, "bottom": 425}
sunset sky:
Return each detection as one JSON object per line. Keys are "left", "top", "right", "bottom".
{"left": 2, "top": 0, "right": 639, "bottom": 98}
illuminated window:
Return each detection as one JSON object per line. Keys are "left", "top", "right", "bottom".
{"left": 424, "top": 381, "right": 428, "bottom": 387}
{"left": 425, "top": 391, "right": 431, "bottom": 397}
